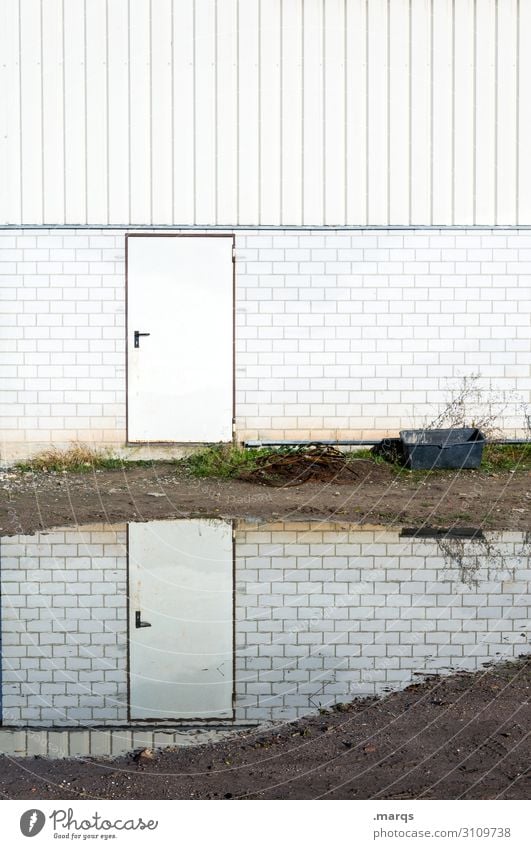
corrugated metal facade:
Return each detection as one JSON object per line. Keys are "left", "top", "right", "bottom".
{"left": 0, "top": 0, "right": 529, "bottom": 227}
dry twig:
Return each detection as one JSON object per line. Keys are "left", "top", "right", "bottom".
{"left": 238, "top": 445, "right": 359, "bottom": 487}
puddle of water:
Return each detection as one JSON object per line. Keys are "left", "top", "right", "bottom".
{"left": 0, "top": 519, "right": 529, "bottom": 757}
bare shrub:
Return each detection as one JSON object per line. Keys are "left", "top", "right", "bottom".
{"left": 424, "top": 373, "right": 531, "bottom": 439}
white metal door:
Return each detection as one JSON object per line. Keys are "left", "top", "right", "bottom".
{"left": 127, "top": 236, "right": 233, "bottom": 442}
{"left": 128, "top": 519, "right": 234, "bottom": 720}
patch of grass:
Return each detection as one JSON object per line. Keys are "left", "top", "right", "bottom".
{"left": 15, "top": 445, "right": 152, "bottom": 473}
{"left": 174, "top": 444, "right": 277, "bottom": 479}
{"left": 481, "top": 442, "right": 531, "bottom": 472}
{"left": 15, "top": 440, "right": 531, "bottom": 478}
{"left": 176, "top": 444, "right": 389, "bottom": 480}
{"left": 345, "top": 448, "right": 374, "bottom": 461}
{"left": 167, "top": 441, "right": 531, "bottom": 480}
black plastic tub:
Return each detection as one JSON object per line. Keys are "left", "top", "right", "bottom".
{"left": 399, "top": 428, "right": 486, "bottom": 470}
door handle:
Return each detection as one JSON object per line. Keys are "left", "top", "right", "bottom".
{"left": 135, "top": 611, "right": 152, "bottom": 629}
{"left": 134, "top": 330, "right": 150, "bottom": 348}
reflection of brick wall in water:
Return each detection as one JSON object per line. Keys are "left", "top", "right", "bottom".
{"left": 1, "top": 521, "right": 529, "bottom": 728}
{"left": 1, "top": 525, "right": 128, "bottom": 726}
{"left": 233, "top": 524, "right": 530, "bottom": 722}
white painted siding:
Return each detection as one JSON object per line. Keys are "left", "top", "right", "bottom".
{"left": 0, "top": 0, "right": 528, "bottom": 226}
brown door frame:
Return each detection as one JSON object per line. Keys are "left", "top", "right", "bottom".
{"left": 125, "top": 232, "right": 236, "bottom": 444}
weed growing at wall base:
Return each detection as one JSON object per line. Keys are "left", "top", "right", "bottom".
{"left": 15, "top": 444, "right": 152, "bottom": 473}
{"left": 174, "top": 444, "right": 274, "bottom": 479}
{"left": 14, "top": 441, "right": 531, "bottom": 477}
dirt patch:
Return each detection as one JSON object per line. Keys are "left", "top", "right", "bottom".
{"left": 0, "top": 660, "right": 528, "bottom": 800}
{"left": 238, "top": 445, "right": 361, "bottom": 485}
{"left": 0, "top": 462, "right": 529, "bottom": 536}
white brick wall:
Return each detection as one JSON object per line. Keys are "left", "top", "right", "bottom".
{"left": 1, "top": 227, "right": 530, "bottom": 458}
{"left": 1, "top": 230, "right": 126, "bottom": 459}
{"left": 236, "top": 230, "right": 531, "bottom": 441}
{"left": 233, "top": 524, "right": 530, "bottom": 721}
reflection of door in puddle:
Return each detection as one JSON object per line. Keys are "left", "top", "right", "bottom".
{"left": 128, "top": 519, "right": 233, "bottom": 720}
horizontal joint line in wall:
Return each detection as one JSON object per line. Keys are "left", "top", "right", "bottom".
{"left": 3, "top": 224, "right": 531, "bottom": 232}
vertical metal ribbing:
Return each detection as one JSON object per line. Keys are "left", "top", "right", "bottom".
{"left": 301, "top": 0, "right": 305, "bottom": 223}
{"left": 192, "top": 0, "right": 197, "bottom": 224}
{"left": 343, "top": 0, "right": 347, "bottom": 224}
{"left": 451, "top": 0, "right": 455, "bottom": 225}
{"left": 148, "top": 0, "right": 153, "bottom": 224}
{"left": 105, "top": 0, "right": 110, "bottom": 225}
{"left": 13, "top": 0, "right": 528, "bottom": 229}
{"left": 257, "top": 0, "right": 261, "bottom": 224}
{"left": 83, "top": 0, "right": 88, "bottom": 223}
{"left": 322, "top": 0, "right": 326, "bottom": 224}
{"left": 279, "top": 0, "right": 283, "bottom": 225}
{"left": 365, "top": 0, "right": 369, "bottom": 225}
{"left": 61, "top": 0, "right": 66, "bottom": 223}
{"left": 408, "top": 0, "right": 412, "bottom": 224}
{"left": 430, "top": 0, "right": 434, "bottom": 225}
{"left": 40, "top": 0, "right": 44, "bottom": 223}
{"left": 236, "top": 0, "right": 240, "bottom": 224}
{"left": 170, "top": 0, "right": 175, "bottom": 222}
{"left": 127, "top": 0, "right": 131, "bottom": 225}
{"left": 215, "top": 0, "right": 219, "bottom": 224}
{"left": 494, "top": 0, "right": 498, "bottom": 225}
{"left": 18, "top": 0, "right": 23, "bottom": 222}
{"left": 386, "top": 0, "right": 390, "bottom": 225}
{"left": 472, "top": 0, "right": 477, "bottom": 225}
{"left": 515, "top": 0, "right": 520, "bottom": 223}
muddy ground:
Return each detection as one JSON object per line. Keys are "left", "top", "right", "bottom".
{"left": 1, "top": 461, "right": 530, "bottom": 536}
{"left": 0, "top": 463, "right": 529, "bottom": 800}
{"left": 0, "top": 660, "right": 528, "bottom": 800}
